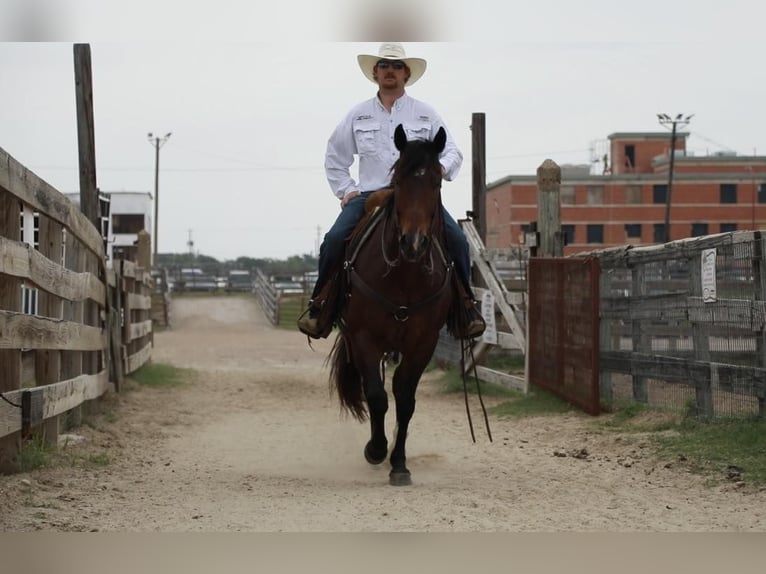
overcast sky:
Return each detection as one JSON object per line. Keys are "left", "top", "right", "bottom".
{"left": 1, "top": 1, "right": 764, "bottom": 260}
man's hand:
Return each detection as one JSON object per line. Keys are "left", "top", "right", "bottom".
{"left": 341, "top": 190, "right": 361, "bottom": 208}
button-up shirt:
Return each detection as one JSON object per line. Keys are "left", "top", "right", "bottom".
{"left": 324, "top": 93, "right": 463, "bottom": 199}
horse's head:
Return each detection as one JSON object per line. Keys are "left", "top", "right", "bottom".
{"left": 390, "top": 124, "right": 446, "bottom": 263}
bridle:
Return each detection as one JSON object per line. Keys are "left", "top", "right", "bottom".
{"left": 344, "top": 182, "right": 452, "bottom": 323}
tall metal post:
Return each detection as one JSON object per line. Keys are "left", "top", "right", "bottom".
{"left": 148, "top": 132, "right": 172, "bottom": 266}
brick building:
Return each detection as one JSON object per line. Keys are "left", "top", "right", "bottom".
{"left": 485, "top": 132, "right": 766, "bottom": 255}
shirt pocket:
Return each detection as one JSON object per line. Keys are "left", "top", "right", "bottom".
{"left": 402, "top": 121, "right": 432, "bottom": 142}
{"left": 353, "top": 120, "right": 381, "bottom": 155}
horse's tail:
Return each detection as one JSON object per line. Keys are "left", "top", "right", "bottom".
{"left": 328, "top": 332, "right": 367, "bottom": 421}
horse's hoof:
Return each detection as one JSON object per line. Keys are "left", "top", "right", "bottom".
{"left": 389, "top": 470, "right": 412, "bottom": 486}
{"left": 364, "top": 441, "right": 387, "bottom": 465}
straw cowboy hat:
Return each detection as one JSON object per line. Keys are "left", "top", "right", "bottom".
{"left": 357, "top": 42, "right": 427, "bottom": 86}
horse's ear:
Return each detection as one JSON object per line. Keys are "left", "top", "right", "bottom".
{"left": 433, "top": 126, "right": 446, "bottom": 154}
{"left": 394, "top": 124, "right": 408, "bottom": 151}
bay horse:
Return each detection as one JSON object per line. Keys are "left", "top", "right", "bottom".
{"left": 329, "top": 124, "right": 454, "bottom": 486}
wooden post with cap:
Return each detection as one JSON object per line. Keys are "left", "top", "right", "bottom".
{"left": 536, "top": 159, "right": 562, "bottom": 257}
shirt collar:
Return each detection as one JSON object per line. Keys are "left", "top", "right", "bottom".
{"left": 375, "top": 91, "right": 409, "bottom": 111}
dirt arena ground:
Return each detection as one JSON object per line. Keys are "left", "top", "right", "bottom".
{"left": 0, "top": 296, "right": 764, "bottom": 531}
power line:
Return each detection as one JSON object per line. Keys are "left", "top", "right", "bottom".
{"left": 30, "top": 165, "right": 324, "bottom": 173}
{"left": 488, "top": 148, "right": 591, "bottom": 160}
{"left": 689, "top": 131, "right": 734, "bottom": 152}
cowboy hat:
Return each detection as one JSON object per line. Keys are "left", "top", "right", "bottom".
{"left": 357, "top": 42, "right": 427, "bottom": 86}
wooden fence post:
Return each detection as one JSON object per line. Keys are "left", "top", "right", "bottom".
{"left": 0, "top": 192, "right": 22, "bottom": 471}
{"left": 471, "top": 112, "right": 487, "bottom": 244}
{"left": 631, "top": 264, "right": 649, "bottom": 404}
{"left": 74, "top": 44, "right": 100, "bottom": 231}
{"left": 536, "top": 159, "right": 562, "bottom": 257}
{"left": 137, "top": 230, "right": 151, "bottom": 270}
{"left": 754, "top": 232, "right": 766, "bottom": 419}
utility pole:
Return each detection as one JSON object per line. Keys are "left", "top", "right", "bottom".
{"left": 148, "top": 131, "right": 172, "bottom": 266}
{"left": 471, "top": 112, "right": 487, "bottom": 244}
{"left": 657, "top": 113, "right": 693, "bottom": 243}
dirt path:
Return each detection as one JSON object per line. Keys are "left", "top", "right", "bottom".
{"left": 0, "top": 295, "right": 764, "bottom": 531}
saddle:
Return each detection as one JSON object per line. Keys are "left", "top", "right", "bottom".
{"left": 311, "top": 188, "right": 471, "bottom": 339}
{"left": 309, "top": 189, "right": 393, "bottom": 338}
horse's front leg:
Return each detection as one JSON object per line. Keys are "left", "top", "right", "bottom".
{"left": 360, "top": 362, "right": 388, "bottom": 465}
{"left": 388, "top": 356, "right": 429, "bottom": 486}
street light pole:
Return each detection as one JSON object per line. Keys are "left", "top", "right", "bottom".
{"left": 657, "top": 113, "right": 693, "bottom": 243}
{"left": 147, "top": 131, "right": 172, "bottom": 266}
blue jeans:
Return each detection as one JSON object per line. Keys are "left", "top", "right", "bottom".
{"left": 312, "top": 191, "right": 474, "bottom": 300}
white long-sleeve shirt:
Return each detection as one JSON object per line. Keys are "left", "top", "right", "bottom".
{"left": 324, "top": 93, "right": 463, "bottom": 199}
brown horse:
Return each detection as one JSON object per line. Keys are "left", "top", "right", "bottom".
{"left": 329, "top": 124, "right": 454, "bottom": 486}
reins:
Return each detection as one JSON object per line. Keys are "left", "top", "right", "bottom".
{"left": 459, "top": 339, "right": 493, "bottom": 443}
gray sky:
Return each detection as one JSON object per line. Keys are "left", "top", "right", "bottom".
{"left": 1, "top": 1, "right": 764, "bottom": 260}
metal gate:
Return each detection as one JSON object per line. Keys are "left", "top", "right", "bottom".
{"left": 528, "top": 257, "right": 600, "bottom": 415}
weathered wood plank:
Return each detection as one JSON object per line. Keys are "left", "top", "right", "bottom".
{"left": 577, "top": 231, "right": 756, "bottom": 265}
{"left": 603, "top": 294, "right": 766, "bottom": 329}
{"left": 128, "top": 319, "right": 153, "bottom": 342}
{"left": 474, "top": 366, "right": 526, "bottom": 392}
{"left": 127, "top": 292, "right": 152, "bottom": 311}
{"left": 601, "top": 351, "right": 710, "bottom": 384}
{"left": 0, "top": 310, "right": 105, "bottom": 351}
{"left": 0, "top": 236, "right": 105, "bottom": 305}
{"left": 0, "top": 389, "right": 22, "bottom": 437}
{"left": 0, "top": 369, "right": 110, "bottom": 439}
{"left": 714, "top": 363, "right": 766, "bottom": 398}
{"left": 41, "top": 369, "right": 110, "bottom": 419}
{"left": 463, "top": 221, "right": 526, "bottom": 349}
{"left": 125, "top": 341, "right": 152, "bottom": 374}
{"left": 0, "top": 146, "right": 104, "bottom": 259}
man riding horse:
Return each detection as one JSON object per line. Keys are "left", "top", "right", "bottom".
{"left": 298, "top": 42, "right": 485, "bottom": 340}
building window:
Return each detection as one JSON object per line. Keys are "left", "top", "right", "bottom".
{"left": 624, "top": 185, "right": 642, "bottom": 204}
{"left": 653, "top": 223, "right": 666, "bottom": 243}
{"left": 691, "top": 223, "right": 709, "bottom": 237}
{"left": 560, "top": 185, "right": 575, "bottom": 205}
{"left": 720, "top": 183, "right": 737, "bottom": 204}
{"left": 720, "top": 223, "right": 737, "bottom": 233}
{"left": 758, "top": 183, "right": 766, "bottom": 204}
{"left": 586, "top": 224, "right": 603, "bottom": 243}
{"left": 653, "top": 184, "right": 667, "bottom": 204}
{"left": 562, "top": 224, "right": 575, "bottom": 245}
{"left": 625, "top": 224, "right": 642, "bottom": 238}
{"left": 624, "top": 145, "right": 636, "bottom": 171}
{"left": 586, "top": 185, "right": 604, "bottom": 205}
{"left": 112, "top": 213, "right": 145, "bottom": 234}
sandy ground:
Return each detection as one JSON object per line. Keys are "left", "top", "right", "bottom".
{"left": 0, "top": 295, "right": 765, "bottom": 532}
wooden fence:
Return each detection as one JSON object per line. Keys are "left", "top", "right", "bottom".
{"left": 253, "top": 268, "right": 279, "bottom": 325}
{"left": 431, "top": 220, "right": 528, "bottom": 392}
{"left": 582, "top": 230, "right": 766, "bottom": 419}
{"left": 0, "top": 145, "right": 153, "bottom": 472}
